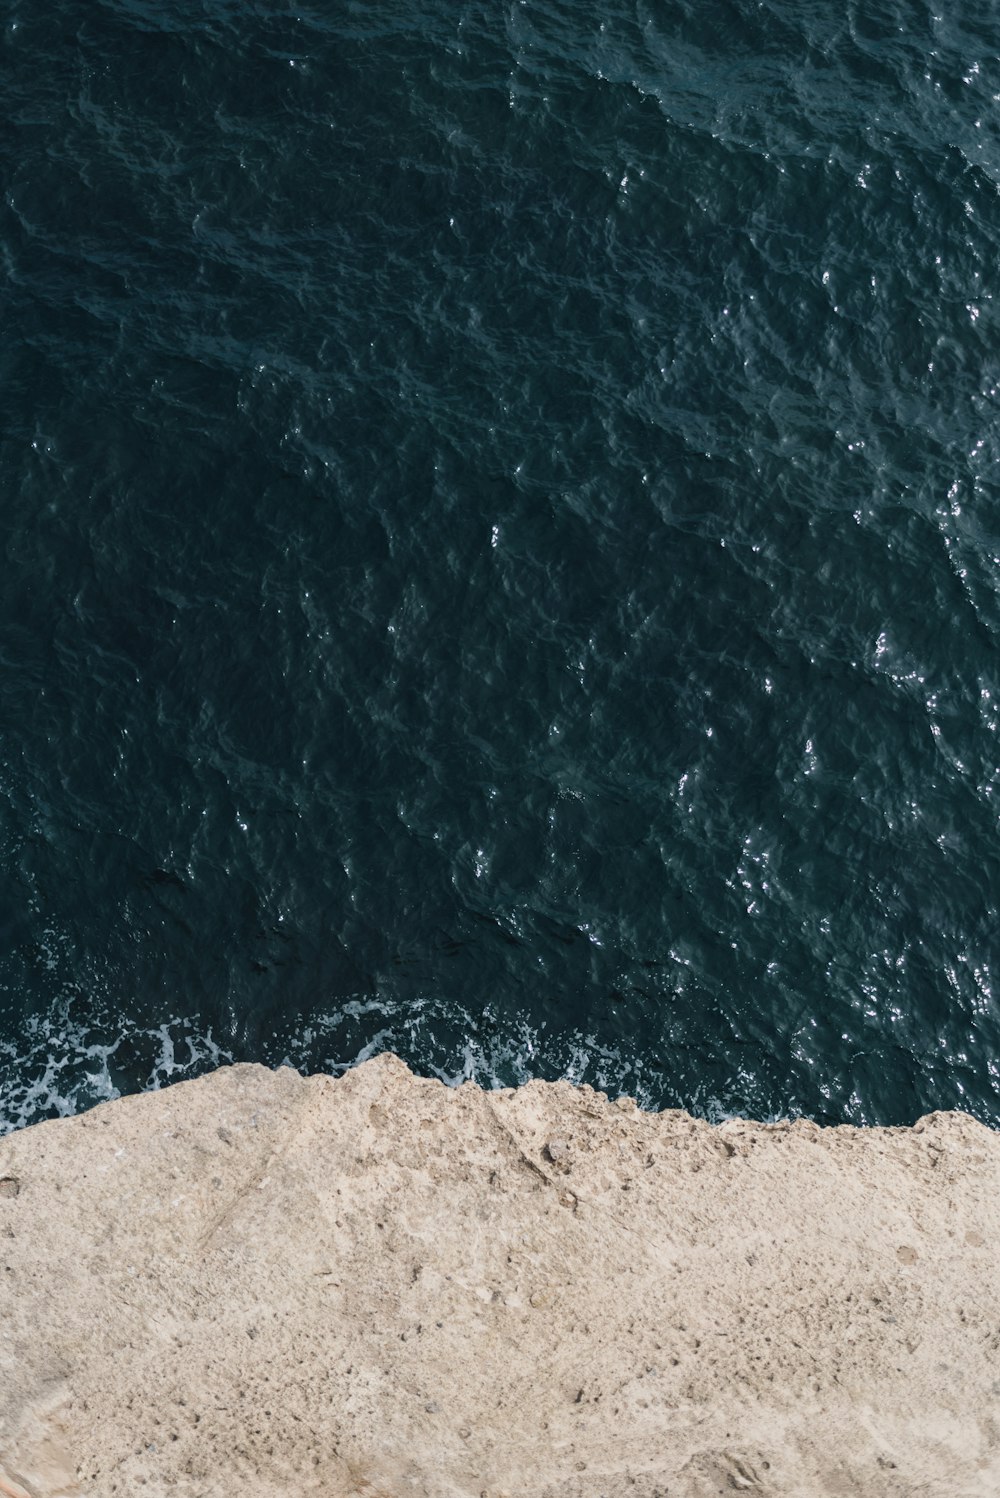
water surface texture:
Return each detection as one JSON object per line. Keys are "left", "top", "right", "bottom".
{"left": 3, "top": 0, "right": 1000, "bottom": 1131}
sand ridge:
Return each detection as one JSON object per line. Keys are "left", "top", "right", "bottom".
{"left": 1, "top": 1053, "right": 999, "bottom": 1496}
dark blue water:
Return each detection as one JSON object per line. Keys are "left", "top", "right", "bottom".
{"left": 3, "top": 0, "right": 1000, "bottom": 1132}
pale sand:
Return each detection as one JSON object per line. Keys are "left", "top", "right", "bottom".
{"left": 1, "top": 1053, "right": 999, "bottom": 1497}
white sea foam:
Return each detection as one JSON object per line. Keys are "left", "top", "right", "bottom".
{"left": 1, "top": 984, "right": 791, "bottom": 1137}
{"left": 0, "top": 1003, "right": 233, "bottom": 1137}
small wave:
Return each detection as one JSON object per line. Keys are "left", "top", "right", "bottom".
{"left": 0, "top": 1002, "right": 233, "bottom": 1137}
{"left": 0, "top": 989, "right": 783, "bottom": 1136}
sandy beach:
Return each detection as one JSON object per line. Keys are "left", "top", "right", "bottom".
{"left": 1, "top": 1052, "right": 998, "bottom": 1497}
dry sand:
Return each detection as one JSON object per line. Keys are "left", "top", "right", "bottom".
{"left": 1, "top": 1052, "right": 999, "bottom": 1497}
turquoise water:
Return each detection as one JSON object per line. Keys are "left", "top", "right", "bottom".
{"left": 3, "top": 0, "right": 1000, "bottom": 1131}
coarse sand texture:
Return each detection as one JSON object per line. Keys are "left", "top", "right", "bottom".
{"left": 2, "top": 1053, "right": 999, "bottom": 1496}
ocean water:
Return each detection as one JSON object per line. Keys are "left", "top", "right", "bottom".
{"left": 3, "top": 0, "right": 1000, "bottom": 1133}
